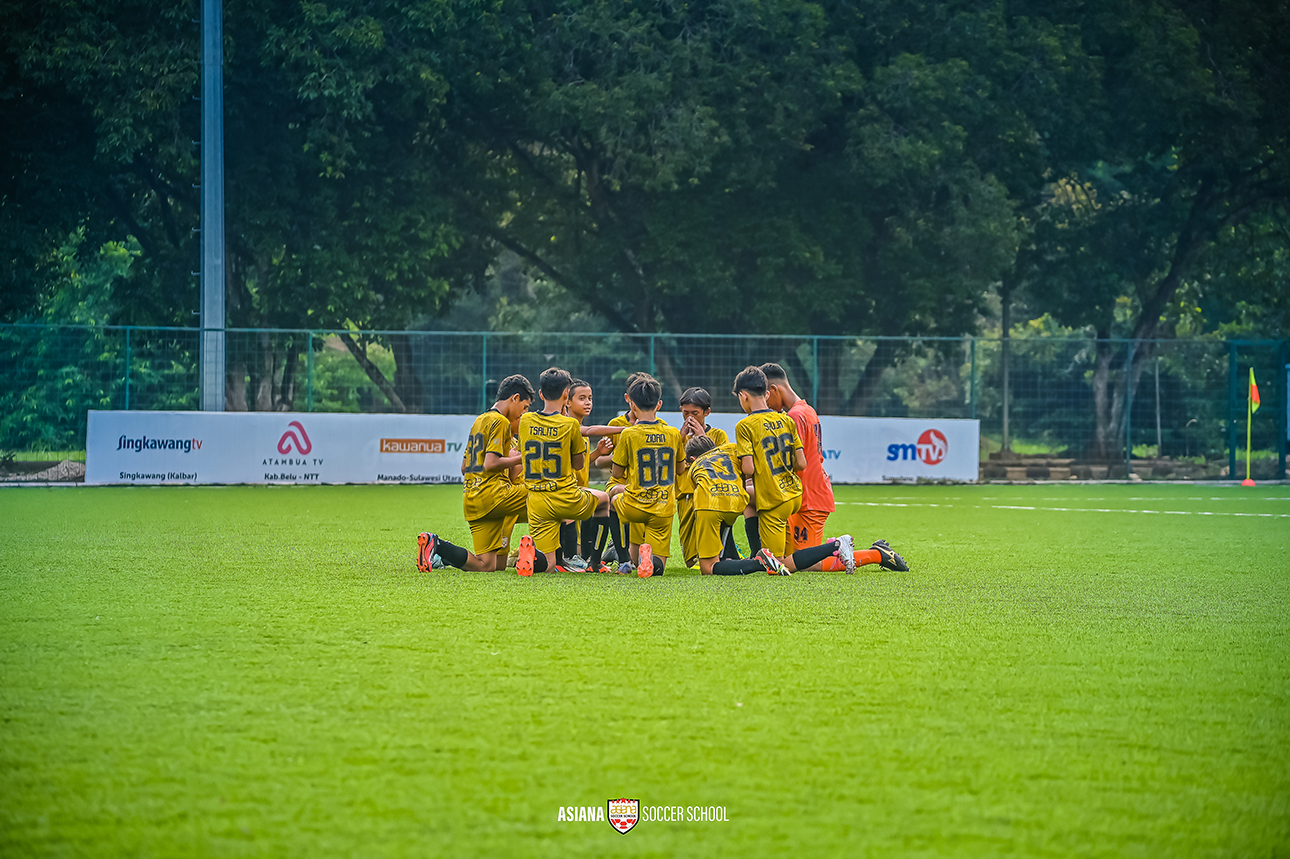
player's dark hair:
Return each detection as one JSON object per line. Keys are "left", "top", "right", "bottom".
{"left": 569, "top": 378, "right": 592, "bottom": 397}
{"left": 626, "top": 374, "right": 662, "bottom": 410}
{"left": 496, "top": 374, "right": 535, "bottom": 402}
{"left": 623, "top": 371, "right": 646, "bottom": 393}
{"left": 679, "top": 386, "right": 712, "bottom": 410}
{"left": 539, "top": 367, "right": 573, "bottom": 401}
{"left": 685, "top": 435, "right": 717, "bottom": 460}
{"left": 759, "top": 363, "right": 788, "bottom": 384}
{"left": 732, "top": 365, "right": 767, "bottom": 397}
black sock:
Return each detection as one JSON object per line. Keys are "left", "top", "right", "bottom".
{"left": 587, "top": 516, "right": 610, "bottom": 566}
{"left": 437, "top": 538, "right": 469, "bottom": 569}
{"left": 712, "top": 558, "right": 764, "bottom": 576}
{"left": 608, "top": 509, "right": 627, "bottom": 558}
{"left": 651, "top": 556, "right": 665, "bottom": 576}
{"left": 720, "top": 525, "right": 740, "bottom": 560}
{"left": 791, "top": 540, "right": 839, "bottom": 571}
{"left": 560, "top": 522, "right": 577, "bottom": 559}
{"left": 533, "top": 551, "right": 549, "bottom": 573}
{"left": 745, "top": 516, "right": 761, "bottom": 556}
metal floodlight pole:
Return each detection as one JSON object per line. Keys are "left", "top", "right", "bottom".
{"left": 200, "top": 0, "right": 226, "bottom": 411}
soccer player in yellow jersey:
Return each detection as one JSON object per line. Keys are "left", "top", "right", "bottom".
{"left": 594, "top": 371, "right": 648, "bottom": 562}
{"left": 683, "top": 435, "right": 771, "bottom": 575}
{"left": 561, "top": 378, "right": 623, "bottom": 570}
{"left": 515, "top": 368, "right": 615, "bottom": 576}
{"left": 418, "top": 374, "right": 534, "bottom": 573}
{"left": 608, "top": 374, "right": 686, "bottom": 578}
{"left": 675, "top": 387, "right": 731, "bottom": 567}
{"left": 732, "top": 365, "right": 855, "bottom": 575}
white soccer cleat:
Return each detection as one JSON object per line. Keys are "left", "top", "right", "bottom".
{"left": 834, "top": 534, "right": 856, "bottom": 574}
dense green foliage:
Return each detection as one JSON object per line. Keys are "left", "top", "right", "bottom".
{"left": 1, "top": 483, "right": 1287, "bottom": 855}
{"left": 1, "top": 0, "right": 1287, "bottom": 424}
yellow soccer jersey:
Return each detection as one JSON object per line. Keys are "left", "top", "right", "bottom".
{"left": 691, "top": 441, "right": 748, "bottom": 514}
{"left": 612, "top": 419, "right": 685, "bottom": 515}
{"left": 575, "top": 428, "right": 592, "bottom": 488}
{"left": 517, "top": 410, "right": 587, "bottom": 494}
{"left": 461, "top": 409, "right": 513, "bottom": 498}
{"left": 675, "top": 426, "right": 729, "bottom": 495}
{"left": 735, "top": 409, "right": 803, "bottom": 510}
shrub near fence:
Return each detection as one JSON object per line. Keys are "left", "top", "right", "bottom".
{"left": 0, "top": 324, "right": 1285, "bottom": 480}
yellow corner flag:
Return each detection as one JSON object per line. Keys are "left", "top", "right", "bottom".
{"left": 1249, "top": 368, "right": 1260, "bottom": 413}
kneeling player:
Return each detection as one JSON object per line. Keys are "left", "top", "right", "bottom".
{"left": 517, "top": 368, "right": 619, "bottom": 576}
{"left": 684, "top": 436, "right": 763, "bottom": 575}
{"left": 419, "top": 374, "right": 533, "bottom": 572}
{"left": 608, "top": 374, "right": 685, "bottom": 578}
{"left": 732, "top": 365, "right": 854, "bottom": 574}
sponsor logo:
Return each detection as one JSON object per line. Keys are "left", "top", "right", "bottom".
{"left": 380, "top": 438, "right": 445, "bottom": 454}
{"left": 886, "top": 429, "right": 948, "bottom": 466}
{"left": 277, "top": 421, "right": 312, "bottom": 455}
{"left": 608, "top": 798, "right": 639, "bottom": 834}
{"left": 116, "top": 435, "right": 202, "bottom": 453}
{"left": 917, "top": 428, "right": 947, "bottom": 465}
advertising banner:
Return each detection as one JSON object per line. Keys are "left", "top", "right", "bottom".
{"left": 86, "top": 411, "right": 477, "bottom": 485}
{"left": 88, "top": 411, "right": 979, "bottom": 485}
{"left": 658, "top": 412, "right": 980, "bottom": 484}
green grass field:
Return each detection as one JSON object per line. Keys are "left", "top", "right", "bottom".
{"left": 2, "top": 483, "right": 1288, "bottom": 857}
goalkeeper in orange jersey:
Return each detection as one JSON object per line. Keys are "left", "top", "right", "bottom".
{"left": 760, "top": 362, "right": 908, "bottom": 572}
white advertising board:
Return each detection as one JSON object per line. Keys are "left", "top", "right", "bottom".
{"left": 87, "top": 410, "right": 979, "bottom": 486}
{"left": 658, "top": 412, "right": 979, "bottom": 484}
{"left": 86, "top": 411, "right": 477, "bottom": 485}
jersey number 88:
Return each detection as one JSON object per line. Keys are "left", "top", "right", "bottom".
{"left": 635, "top": 447, "right": 675, "bottom": 487}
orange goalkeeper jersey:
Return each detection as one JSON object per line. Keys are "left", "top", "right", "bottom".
{"left": 787, "top": 399, "right": 834, "bottom": 513}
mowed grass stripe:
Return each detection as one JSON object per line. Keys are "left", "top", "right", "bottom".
{"left": 1, "top": 484, "right": 1287, "bottom": 858}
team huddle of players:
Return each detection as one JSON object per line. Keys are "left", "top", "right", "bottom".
{"left": 417, "top": 363, "right": 909, "bottom": 577}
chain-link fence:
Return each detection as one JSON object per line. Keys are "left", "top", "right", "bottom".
{"left": 1, "top": 323, "right": 1285, "bottom": 479}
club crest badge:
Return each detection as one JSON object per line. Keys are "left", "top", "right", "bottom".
{"left": 607, "top": 798, "right": 639, "bottom": 834}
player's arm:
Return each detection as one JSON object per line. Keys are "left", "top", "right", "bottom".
{"left": 612, "top": 462, "right": 626, "bottom": 481}
{"left": 792, "top": 447, "right": 807, "bottom": 473}
{"left": 581, "top": 425, "right": 624, "bottom": 437}
{"left": 741, "top": 455, "right": 755, "bottom": 478}
{"left": 483, "top": 450, "right": 521, "bottom": 473}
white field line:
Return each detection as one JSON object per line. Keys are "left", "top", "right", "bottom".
{"left": 842, "top": 501, "right": 1290, "bottom": 518}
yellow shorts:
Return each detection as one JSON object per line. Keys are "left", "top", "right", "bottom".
{"left": 758, "top": 496, "right": 802, "bottom": 558}
{"left": 614, "top": 494, "right": 674, "bottom": 557}
{"left": 695, "top": 508, "right": 739, "bottom": 561}
{"left": 789, "top": 508, "right": 831, "bottom": 553}
{"left": 677, "top": 495, "right": 698, "bottom": 566}
{"left": 527, "top": 488, "right": 598, "bottom": 554}
{"left": 464, "top": 482, "right": 529, "bottom": 555}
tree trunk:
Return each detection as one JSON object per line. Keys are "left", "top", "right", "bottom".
{"left": 254, "top": 330, "right": 273, "bottom": 411}
{"left": 339, "top": 332, "right": 406, "bottom": 412}
{"left": 392, "top": 334, "right": 424, "bottom": 413}
{"left": 278, "top": 340, "right": 298, "bottom": 411}
{"left": 844, "top": 339, "right": 901, "bottom": 415}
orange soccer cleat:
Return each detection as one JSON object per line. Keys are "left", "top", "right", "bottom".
{"left": 516, "top": 535, "right": 536, "bottom": 577}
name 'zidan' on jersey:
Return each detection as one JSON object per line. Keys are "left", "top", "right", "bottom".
{"left": 690, "top": 441, "right": 748, "bottom": 514}
{"left": 611, "top": 419, "right": 686, "bottom": 514}
{"left": 735, "top": 409, "right": 803, "bottom": 510}
{"left": 517, "top": 411, "right": 587, "bottom": 495}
